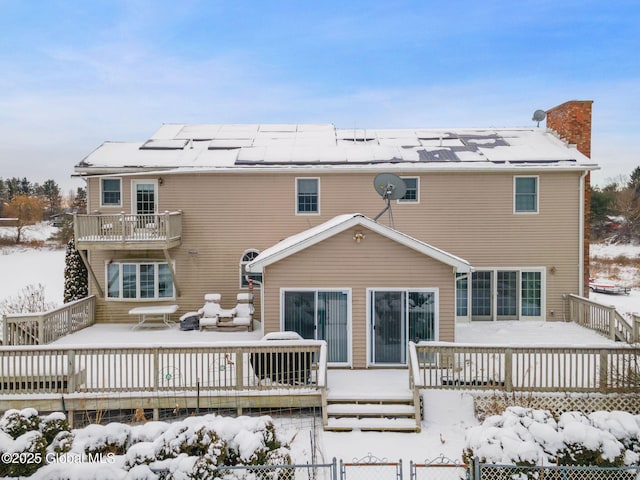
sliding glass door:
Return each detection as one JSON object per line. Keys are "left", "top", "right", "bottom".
{"left": 369, "top": 289, "right": 437, "bottom": 365}
{"left": 283, "top": 290, "right": 349, "bottom": 364}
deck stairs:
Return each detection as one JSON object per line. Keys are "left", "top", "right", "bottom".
{"left": 323, "top": 369, "right": 421, "bottom": 432}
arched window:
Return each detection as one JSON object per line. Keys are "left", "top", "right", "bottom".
{"left": 240, "top": 249, "right": 262, "bottom": 288}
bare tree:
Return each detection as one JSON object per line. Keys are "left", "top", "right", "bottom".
{"left": 615, "top": 186, "right": 640, "bottom": 242}
{"left": 0, "top": 284, "right": 56, "bottom": 317}
{"left": 3, "top": 195, "right": 44, "bottom": 243}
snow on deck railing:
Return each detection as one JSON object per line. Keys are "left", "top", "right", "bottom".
{"left": 2, "top": 296, "right": 95, "bottom": 346}
{"left": 413, "top": 342, "right": 639, "bottom": 394}
{"left": 565, "top": 294, "right": 639, "bottom": 343}
{"left": 73, "top": 211, "right": 182, "bottom": 243}
{"left": 0, "top": 341, "right": 326, "bottom": 396}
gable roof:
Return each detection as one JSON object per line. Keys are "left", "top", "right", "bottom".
{"left": 245, "top": 213, "right": 472, "bottom": 274}
{"left": 75, "top": 124, "right": 599, "bottom": 175}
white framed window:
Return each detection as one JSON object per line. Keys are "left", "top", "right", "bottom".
{"left": 398, "top": 177, "right": 419, "bottom": 203}
{"left": 296, "top": 178, "right": 320, "bottom": 214}
{"left": 455, "top": 267, "right": 545, "bottom": 321}
{"left": 455, "top": 272, "right": 469, "bottom": 319}
{"left": 240, "top": 249, "right": 263, "bottom": 288}
{"left": 101, "top": 178, "right": 122, "bottom": 207}
{"left": 106, "top": 260, "right": 174, "bottom": 301}
{"left": 131, "top": 179, "right": 158, "bottom": 215}
{"left": 514, "top": 176, "right": 538, "bottom": 213}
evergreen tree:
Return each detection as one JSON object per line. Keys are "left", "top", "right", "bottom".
{"left": 71, "top": 187, "right": 87, "bottom": 214}
{"left": 0, "top": 178, "right": 6, "bottom": 217}
{"left": 64, "top": 239, "right": 88, "bottom": 303}
{"left": 50, "top": 214, "right": 74, "bottom": 246}
{"left": 590, "top": 185, "right": 616, "bottom": 239}
{"left": 5, "top": 177, "right": 20, "bottom": 200}
{"left": 39, "top": 179, "right": 62, "bottom": 219}
{"left": 19, "top": 177, "right": 32, "bottom": 195}
{"left": 628, "top": 165, "right": 640, "bottom": 193}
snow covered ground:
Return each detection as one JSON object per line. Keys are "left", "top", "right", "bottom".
{"left": 0, "top": 225, "right": 639, "bottom": 476}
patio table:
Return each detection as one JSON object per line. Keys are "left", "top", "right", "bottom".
{"left": 129, "top": 304, "right": 179, "bottom": 329}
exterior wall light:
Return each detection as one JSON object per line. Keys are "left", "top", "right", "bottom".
{"left": 353, "top": 231, "right": 365, "bottom": 243}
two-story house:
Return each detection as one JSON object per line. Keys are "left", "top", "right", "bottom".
{"left": 73, "top": 100, "right": 597, "bottom": 369}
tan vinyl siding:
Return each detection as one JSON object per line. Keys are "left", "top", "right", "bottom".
{"left": 260, "top": 228, "right": 455, "bottom": 369}
{"left": 84, "top": 169, "right": 581, "bottom": 327}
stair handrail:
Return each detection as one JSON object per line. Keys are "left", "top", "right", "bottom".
{"left": 565, "top": 294, "right": 637, "bottom": 343}
{"left": 408, "top": 341, "right": 424, "bottom": 389}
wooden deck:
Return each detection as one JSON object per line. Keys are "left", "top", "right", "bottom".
{"left": 0, "top": 341, "right": 327, "bottom": 427}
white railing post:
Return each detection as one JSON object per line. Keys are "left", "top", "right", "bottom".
{"left": 120, "top": 211, "right": 126, "bottom": 243}
{"left": 599, "top": 349, "right": 609, "bottom": 392}
{"left": 235, "top": 349, "right": 244, "bottom": 389}
{"left": 37, "top": 315, "right": 44, "bottom": 345}
{"left": 633, "top": 314, "right": 640, "bottom": 343}
{"left": 67, "top": 350, "right": 76, "bottom": 393}
{"left": 608, "top": 306, "right": 617, "bottom": 340}
{"left": 504, "top": 348, "right": 513, "bottom": 392}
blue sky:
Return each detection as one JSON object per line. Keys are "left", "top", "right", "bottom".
{"left": 0, "top": 0, "right": 638, "bottom": 193}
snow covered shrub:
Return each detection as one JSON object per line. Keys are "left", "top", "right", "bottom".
{"left": 0, "top": 408, "right": 40, "bottom": 439}
{"left": 465, "top": 407, "right": 640, "bottom": 469}
{"left": 154, "top": 423, "right": 229, "bottom": 466}
{"left": 463, "top": 406, "right": 562, "bottom": 467}
{"left": 556, "top": 411, "right": 637, "bottom": 466}
{"left": 125, "top": 441, "right": 158, "bottom": 469}
{"left": 233, "top": 422, "right": 292, "bottom": 466}
{"left": 73, "top": 422, "right": 131, "bottom": 456}
{"left": 130, "top": 421, "right": 172, "bottom": 444}
{"left": 47, "top": 430, "right": 74, "bottom": 455}
{"left": 40, "top": 412, "right": 70, "bottom": 444}
{"left": 189, "top": 456, "right": 227, "bottom": 479}
{"left": 0, "top": 430, "right": 47, "bottom": 477}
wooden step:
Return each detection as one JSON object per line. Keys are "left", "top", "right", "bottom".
{"left": 324, "top": 394, "right": 421, "bottom": 432}
{"left": 325, "top": 416, "right": 419, "bottom": 432}
{"left": 327, "top": 392, "right": 414, "bottom": 402}
{"left": 327, "top": 403, "right": 416, "bottom": 417}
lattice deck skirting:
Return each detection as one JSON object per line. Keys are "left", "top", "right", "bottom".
{"left": 473, "top": 392, "right": 640, "bottom": 420}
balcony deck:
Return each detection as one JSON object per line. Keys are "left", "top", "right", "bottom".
{"left": 74, "top": 211, "right": 182, "bottom": 250}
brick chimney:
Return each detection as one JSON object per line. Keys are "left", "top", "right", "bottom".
{"left": 546, "top": 100, "right": 593, "bottom": 297}
{"left": 546, "top": 100, "right": 593, "bottom": 157}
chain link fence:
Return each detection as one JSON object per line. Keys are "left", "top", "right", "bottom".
{"left": 151, "top": 460, "right": 337, "bottom": 480}
{"left": 476, "top": 462, "right": 640, "bottom": 480}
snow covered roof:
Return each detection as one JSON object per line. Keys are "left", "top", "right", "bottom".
{"left": 245, "top": 213, "right": 472, "bottom": 273}
{"left": 75, "top": 123, "right": 598, "bottom": 174}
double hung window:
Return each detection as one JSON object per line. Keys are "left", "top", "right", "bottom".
{"left": 514, "top": 176, "right": 538, "bottom": 213}
{"left": 296, "top": 178, "right": 319, "bottom": 214}
{"left": 101, "top": 178, "right": 122, "bottom": 206}
{"left": 398, "top": 177, "right": 419, "bottom": 203}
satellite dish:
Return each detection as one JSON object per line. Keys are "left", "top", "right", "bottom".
{"left": 373, "top": 173, "right": 407, "bottom": 200}
{"left": 372, "top": 173, "right": 407, "bottom": 226}
{"left": 532, "top": 109, "right": 546, "bottom": 127}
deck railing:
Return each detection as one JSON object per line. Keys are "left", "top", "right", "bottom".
{"left": 410, "top": 342, "right": 640, "bottom": 394}
{"left": 564, "top": 294, "right": 640, "bottom": 343}
{"left": 2, "top": 296, "right": 95, "bottom": 346}
{"left": 74, "top": 211, "right": 182, "bottom": 244}
{"left": 0, "top": 340, "right": 327, "bottom": 396}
